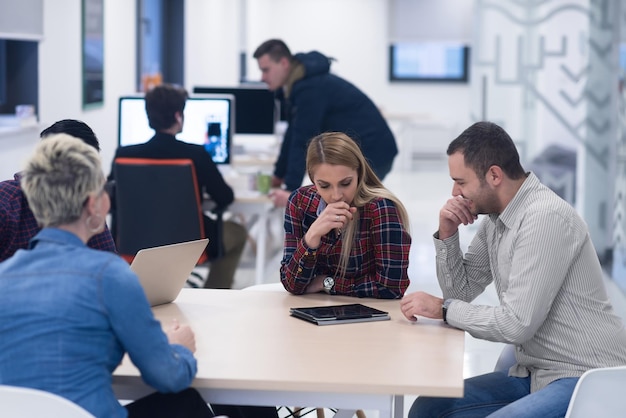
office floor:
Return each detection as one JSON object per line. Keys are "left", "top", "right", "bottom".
{"left": 225, "top": 157, "right": 626, "bottom": 418}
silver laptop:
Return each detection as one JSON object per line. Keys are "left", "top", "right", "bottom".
{"left": 130, "top": 238, "right": 209, "bottom": 306}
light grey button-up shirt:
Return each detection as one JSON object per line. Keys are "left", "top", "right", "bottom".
{"left": 435, "top": 173, "right": 626, "bottom": 392}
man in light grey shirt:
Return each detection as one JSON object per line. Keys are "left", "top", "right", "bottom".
{"left": 401, "top": 121, "right": 626, "bottom": 418}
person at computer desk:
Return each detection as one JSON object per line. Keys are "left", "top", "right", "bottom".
{"left": 253, "top": 39, "right": 398, "bottom": 207}
{"left": 0, "top": 134, "right": 214, "bottom": 418}
{"left": 280, "top": 131, "right": 411, "bottom": 298}
{"left": 0, "top": 119, "right": 116, "bottom": 262}
{"left": 108, "top": 83, "right": 246, "bottom": 289}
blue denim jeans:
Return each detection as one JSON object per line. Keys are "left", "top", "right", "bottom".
{"left": 408, "top": 371, "right": 578, "bottom": 418}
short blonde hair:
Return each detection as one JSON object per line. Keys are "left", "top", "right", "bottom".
{"left": 21, "top": 134, "right": 104, "bottom": 227}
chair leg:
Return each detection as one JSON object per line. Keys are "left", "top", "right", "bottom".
{"left": 290, "top": 407, "right": 322, "bottom": 418}
{"left": 285, "top": 407, "right": 364, "bottom": 418}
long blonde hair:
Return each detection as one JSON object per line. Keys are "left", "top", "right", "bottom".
{"left": 306, "top": 132, "right": 410, "bottom": 279}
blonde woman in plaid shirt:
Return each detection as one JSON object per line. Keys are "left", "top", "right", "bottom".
{"left": 280, "top": 132, "right": 411, "bottom": 299}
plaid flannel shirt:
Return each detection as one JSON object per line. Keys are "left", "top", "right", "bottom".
{"left": 280, "top": 185, "right": 410, "bottom": 299}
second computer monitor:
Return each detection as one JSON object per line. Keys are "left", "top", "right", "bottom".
{"left": 193, "top": 86, "right": 277, "bottom": 135}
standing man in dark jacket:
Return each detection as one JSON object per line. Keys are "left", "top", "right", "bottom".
{"left": 254, "top": 39, "right": 398, "bottom": 207}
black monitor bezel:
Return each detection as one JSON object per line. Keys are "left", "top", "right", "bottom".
{"left": 193, "top": 86, "right": 277, "bottom": 134}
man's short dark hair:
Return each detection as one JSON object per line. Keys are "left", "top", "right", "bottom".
{"left": 40, "top": 119, "right": 100, "bottom": 152}
{"left": 253, "top": 39, "right": 293, "bottom": 62}
{"left": 447, "top": 121, "right": 526, "bottom": 181}
{"left": 145, "top": 84, "right": 188, "bottom": 131}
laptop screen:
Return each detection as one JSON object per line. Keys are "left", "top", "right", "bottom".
{"left": 117, "top": 94, "right": 234, "bottom": 164}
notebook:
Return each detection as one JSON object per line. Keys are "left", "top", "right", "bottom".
{"left": 289, "top": 303, "right": 390, "bottom": 326}
{"left": 129, "top": 238, "right": 209, "bottom": 306}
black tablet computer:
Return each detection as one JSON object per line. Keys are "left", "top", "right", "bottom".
{"left": 289, "top": 304, "right": 390, "bottom": 326}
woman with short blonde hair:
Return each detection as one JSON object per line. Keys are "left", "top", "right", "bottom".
{"left": 0, "top": 134, "right": 214, "bottom": 418}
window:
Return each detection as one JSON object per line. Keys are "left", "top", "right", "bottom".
{"left": 137, "top": 0, "right": 184, "bottom": 92}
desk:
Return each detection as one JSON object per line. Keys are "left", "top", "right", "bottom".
{"left": 218, "top": 169, "right": 283, "bottom": 286}
{"left": 113, "top": 289, "right": 465, "bottom": 418}
{"left": 228, "top": 194, "right": 279, "bottom": 286}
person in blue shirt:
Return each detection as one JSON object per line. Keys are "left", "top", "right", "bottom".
{"left": 0, "top": 134, "right": 212, "bottom": 418}
{"left": 254, "top": 39, "right": 398, "bottom": 207}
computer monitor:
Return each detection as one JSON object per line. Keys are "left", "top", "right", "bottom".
{"left": 193, "top": 86, "right": 277, "bottom": 134}
{"left": 117, "top": 94, "right": 234, "bottom": 164}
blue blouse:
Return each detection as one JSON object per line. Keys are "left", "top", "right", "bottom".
{"left": 0, "top": 228, "right": 197, "bottom": 418}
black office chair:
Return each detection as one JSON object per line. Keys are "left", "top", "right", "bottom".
{"left": 111, "top": 157, "right": 222, "bottom": 265}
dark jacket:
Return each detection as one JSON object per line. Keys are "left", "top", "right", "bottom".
{"left": 108, "top": 132, "right": 234, "bottom": 211}
{"left": 276, "top": 51, "right": 398, "bottom": 191}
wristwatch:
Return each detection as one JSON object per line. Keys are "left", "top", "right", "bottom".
{"left": 322, "top": 276, "right": 335, "bottom": 294}
{"left": 442, "top": 299, "right": 453, "bottom": 324}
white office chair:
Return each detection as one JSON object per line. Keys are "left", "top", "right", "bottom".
{"left": 494, "top": 344, "right": 516, "bottom": 372}
{"left": 0, "top": 385, "right": 95, "bottom": 417}
{"left": 564, "top": 366, "right": 626, "bottom": 417}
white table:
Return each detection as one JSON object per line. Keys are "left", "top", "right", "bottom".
{"left": 228, "top": 194, "right": 279, "bottom": 285}
{"left": 113, "top": 289, "right": 465, "bottom": 418}
{"left": 221, "top": 143, "right": 283, "bottom": 285}
{"left": 204, "top": 171, "right": 281, "bottom": 286}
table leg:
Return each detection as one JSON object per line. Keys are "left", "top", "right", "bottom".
{"left": 393, "top": 395, "right": 404, "bottom": 418}
{"left": 255, "top": 208, "right": 269, "bottom": 285}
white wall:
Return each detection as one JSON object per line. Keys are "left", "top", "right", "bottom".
{"left": 390, "top": 0, "right": 473, "bottom": 43}
{"left": 0, "top": 0, "right": 136, "bottom": 180}
{"left": 38, "top": 0, "right": 136, "bottom": 176}
{"left": 0, "top": 127, "right": 42, "bottom": 180}
{"left": 185, "top": 0, "right": 473, "bottom": 132}
{"left": 1, "top": 0, "right": 473, "bottom": 178}
{"left": 185, "top": 0, "right": 241, "bottom": 88}
{"left": 0, "top": 0, "right": 43, "bottom": 40}
{"left": 386, "top": 0, "right": 473, "bottom": 132}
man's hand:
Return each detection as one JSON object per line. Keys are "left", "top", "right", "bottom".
{"left": 400, "top": 291, "right": 444, "bottom": 322}
{"left": 439, "top": 195, "right": 477, "bottom": 239}
{"left": 271, "top": 175, "right": 283, "bottom": 188}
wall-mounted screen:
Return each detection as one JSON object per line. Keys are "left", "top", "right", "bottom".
{"left": 117, "top": 94, "right": 234, "bottom": 164}
{"left": 193, "top": 86, "right": 277, "bottom": 134}
{"left": 389, "top": 42, "right": 470, "bottom": 82}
